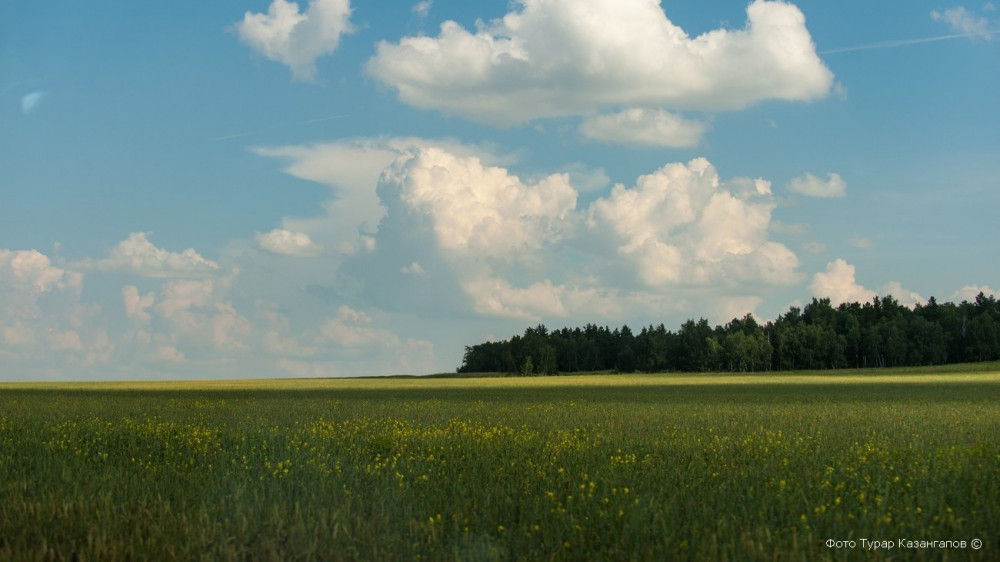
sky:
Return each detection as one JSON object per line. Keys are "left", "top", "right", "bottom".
{"left": 1, "top": 0, "right": 998, "bottom": 380}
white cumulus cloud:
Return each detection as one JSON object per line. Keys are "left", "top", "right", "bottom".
{"left": 154, "top": 272, "right": 252, "bottom": 350}
{"left": 0, "top": 248, "right": 111, "bottom": 373}
{"left": 587, "top": 158, "right": 798, "bottom": 287}
{"left": 366, "top": 0, "right": 833, "bottom": 125}
{"left": 251, "top": 137, "right": 510, "bottom": 255}
{"left": 462, "top": 277, "right": 569, "bottom": 321}
{"left": 951, "top": 284, "right": 1000, "bottom": 302}
{"left": 378, "top": 147, "right": 577, "bottom": 259}
{"left": 810, "top": 259, "right": 923, "bottom": 307}
{"left": 809, "top": 259, "right": 876, "bottom": 306}
{"left": 0, "top": 249, "right": 82, "bottom": 295}
{"left": 787, "top": 172, "right": 846, "bottom": 198}
{"left": 256, "top": 228, "right": 324, "bottom": 256}
{"left": 362, "top": 148, "right": 799, "bottom": 325}
{"left": 0, "top": 249, "right": 86, "bottom": 343}
{"left": 317, "top": 306, "right": 433, "bottom": 358}
{"left": 121, "top": 285, "right": 155, "bottom": 324}
{"left": 580, "top": 109, "right": 708, "bottom": 148}
{"left": 235, "top": 0, "right": 353, "bottom": 81}
{"left": 881, "top": 281, "right": 924, "bottom": 307}
{"left": 91, "top": 232, "right": 219, "bottom": 278}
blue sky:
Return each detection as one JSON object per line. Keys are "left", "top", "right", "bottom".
{"left": 1, "top": 0, "right": 998, "bottom": 379}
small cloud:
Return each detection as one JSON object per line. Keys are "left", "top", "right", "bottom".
{"left": 951, "top": 284, "right": 1000, "bottom": 302}
{"left": 881, "top": 281, "right": 923, "bottom": 307}
{"left": 811, "top": 259, "right": 922, "bottom": 307}
{"left": 91, "top": 232, "right": 219, "bottom": 278}
{"left": 234, "top": 0, "right": 354, "bottom": 81}
{"left": 787, "top": 172, "right": 846, "bottom": 198}
{"left": 832, "top": 82, "right": 848, "bottom": 100}
{"left": 708, "top": 296, "right": 763, "bottom": 327}
{"left": 400, "top": 262, "right": 425, "bottom": 276}
{"left": 154, "top": 345, "right": 185, "bottom": 363}
{"left": 809, "top": 259, "right": 876, "bottom": 306}
{"left": 412, "top": 0, "right": 432, "bottom": 19}
{"left": 562, "top": 163, "right": 611, "bottom": 193}
{"left": 580, "top": 109, "right": 707, "bottom": 148}
{"left": 931, "top": 6, "right": 994, "bottom": 40}
{"left": 0, "top": 248, "right": 82, "bottom": 294}
{"left": 770, "top": 220, "right": 808, "bottom": 235}
{"left": 122, "top": 285, "right": 155, "bottom": 324}
{"left": 318, "top": 306, "right": 398, "bottom": 348}
{"left": 463, "top": 277, "right": 568, "bottom": 321}
{"left": 848, "top": 236, "right": 873, "bottom": 250}
{"left": 256, "top": 228, "right": 324, "bottom": 257}
{"left": 802, "top": 242, "right": 826, "bottom": 254}
{"left": 21, "top": 91, "right": 46, "bottom": 114}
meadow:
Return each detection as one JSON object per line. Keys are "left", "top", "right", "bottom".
{"left": 1, "top": 364, "right": 998, "bottom": 561}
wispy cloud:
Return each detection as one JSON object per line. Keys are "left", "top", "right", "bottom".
{"left": 932, "top": 6, "right": 994, "bottom": 40}
{"left": 21, "top": 91, "right": 47, "bottom": 114}
{"left": 412, "top": 1, "right": 432, "bottom": 19}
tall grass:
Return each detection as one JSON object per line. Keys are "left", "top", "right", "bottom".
{"left": 1, "top": 366, "right": 998, "bottom": 560}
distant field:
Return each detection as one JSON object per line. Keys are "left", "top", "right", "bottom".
{"left": 2, "top": 363, "right": 998, "bottom": 560}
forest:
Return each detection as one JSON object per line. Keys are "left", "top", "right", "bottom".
{"left": 457, "top": 293, "right": 1000, "bottom": 375}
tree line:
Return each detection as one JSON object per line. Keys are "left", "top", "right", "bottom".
{"left": 457, "top": 293, "right": 1000, "bottom": 375}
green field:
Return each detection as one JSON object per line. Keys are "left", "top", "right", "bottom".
{"left": 2, "top": 364, "right": 999, "bottom": 561}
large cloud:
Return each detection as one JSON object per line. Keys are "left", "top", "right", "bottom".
{"left": 235, "top": 0, "right": 353, "bottom": 80}
{"left": 587, "top": 158, "right": 797, "bottom": 288}
{"left": 251, "top": 137, "right": 509, "bottom": 255}
{"left": 367, "top": 0, "right": 833, "bottom": 125}
{"left": 0, "top": 244, "right": 436, "bottom": 378}
{"left": 377, "top": 147, "right": 577, "bottom": 259}
{"left": 362, "top": 148, "right": 798, "bottom": 322}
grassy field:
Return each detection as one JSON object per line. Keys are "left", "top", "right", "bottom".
{"left": 2, "top": 364, "right": 998, "bottom": 561}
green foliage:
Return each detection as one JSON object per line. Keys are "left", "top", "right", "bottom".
{"left": 458, "top": 294, "right": 1000, "bottom": 374}
{"left": 1, "top": 370, "right": 998, "bottom": 560}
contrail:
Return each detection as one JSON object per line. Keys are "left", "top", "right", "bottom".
{"left": 300, "top": 115, "right": 349, "bottom": 124}
{"left": 820, "top": 29, "right": 997, "bottom": 54}
{"left": 211, "top": 130, "right": 268, "bottom": 142}
{"left": 210, "top": 114, "right": 349, "bottom": 142}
